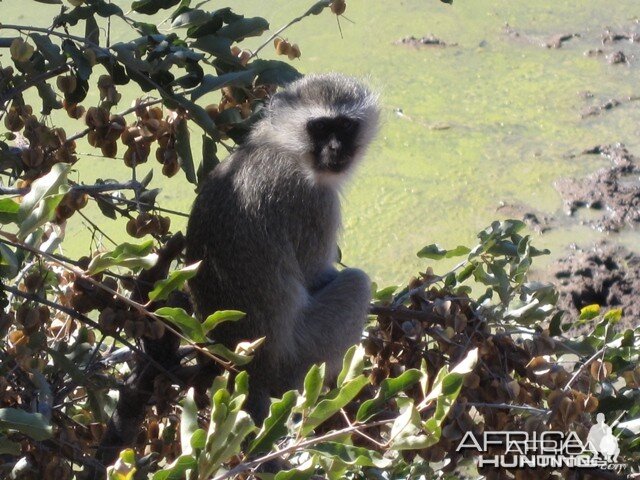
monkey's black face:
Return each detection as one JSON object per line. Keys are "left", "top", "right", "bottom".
{"left": 306, "top": 116, "right": 360, "bottom": 173}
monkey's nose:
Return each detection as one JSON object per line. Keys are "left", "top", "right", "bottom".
{"left": 328, "top": 138, "right": 340, "bottom": 152}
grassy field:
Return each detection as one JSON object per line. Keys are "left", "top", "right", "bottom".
{"left": 3, "top": 0, "right": 640, "bottom": 286}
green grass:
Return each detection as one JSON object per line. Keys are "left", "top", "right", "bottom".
{"left": 3, "top": 0, "right": 640, "bottom": 285}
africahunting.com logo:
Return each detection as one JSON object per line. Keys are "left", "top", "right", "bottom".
{"left": 456, "top": 413, "right": 626, "bottom": 473}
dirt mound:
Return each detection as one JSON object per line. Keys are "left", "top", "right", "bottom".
{"left": 549, "top": 242, "right": 640, "bottom": 325}
{"left": 394, "top": 35, "right": 455, "bottom": 47}
{"left": 554, "top": 143, "right": 640, "bottom": 232}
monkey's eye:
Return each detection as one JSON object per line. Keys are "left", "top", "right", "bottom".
{"left": 314, "top": 120, "right": 328, "bottom": 131}
{"left": 308, "top": 119, "right": 328, "bottom": 135}
{"left": 338, "top": 118, "right": 355, "bottom": 131}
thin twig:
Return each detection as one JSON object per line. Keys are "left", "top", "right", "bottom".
{"left": 468, "top": 402, "right": 550, "bottom": 415}
{"left": 1, "top": 180, "right": 143, "bottom": 197}
{"left": 563, "top": 347, "right": 606, "bottom": 392}
{"left": 249, "top": 1, "right": 332, "bottom": 59}
{"left": 213, "top": 418, "right": 393, "bottom": 480}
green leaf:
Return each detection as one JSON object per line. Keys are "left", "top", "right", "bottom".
{"left": 252, "top": 59, "right": 303, "bottom": 87}
{"left": 305, "top": 1, "right": 331, "bottom": 16}
{"left": 217, "top": 17, "right": 269, "bottom": 41}
{"left": 17, "top": 192, "right": 65, "bottom": 241}
{"left": 131, "top": 0, "right": 180, "bottom": 15}
{"left": 94, "top": 1, "right": 125, "bottom": 18}
{"left": 87, "top": 239, "right": 158, "bottom": 274}
{"left": 152, "top": 455, "right": 197, "bottom": 480}
{"left": 579, "top": 304, "right": 601, "bottom": 321}
{"left": 301, "top": 375, "right": 369, "bottom": 435}
{"left": 198, "top": 135, "right": 219, "bottom": 184}
{"left": 274, "top": 466, "right": 316, "bottom": 480}
{"left": 29, "top": 33, "right": 65, "bottom": 67}
{"left": 175, "top": 118, "right": 196, "bottom": 184}
{"left": 171, "top": 9, "right": 211, "bottom": 29}
{"left": 0, "top": 408, "right": 52, "bottom": 441}
{"left": 180, "top": 389, "right": 198, "bottom": 456}
{"left": 603, "top": 308, "right": 622, "bottom": 323}
{"left": 36, "top": 81, "right": 62, "bottom": 115}
{"left": 202, "top": 310, "right": 245, "bottom": 335}
{"left": 61, "top": 39, "right": 92, "bottom": 80}
{"left": 373, "top": 284, "right": 398, "bottom": 302}
{"left": 0, "top": 436, "right": 21, "bottom": 455}
{"left": 336, "top": 344, "right": 365, "bottom": 387}
{"left": 356, "top": 369, "right": 422, "bottom": 422}
{"left": 190, "top": 71, "right": 256, "bottom": 101}
{"left": 149, "top": 262, "right": 201, "bottom": 302}
{"left": 417, "top": 244, "right": 447, "bottom": 260}
{"left": 249, "top": 390, "right": 297, "bottom": 454}
{"left": 390, "top": 402, "right": 434, "bottom": 450}
{"left": 206, "top": 343, "right": 253, "bottom": 366}
{"left": 190, "top": 35, "right": 234, "bottom": 59}
{"left": 299, "top": 363, "right": 325, "bottom": 410}
{"left": 0, "top": 243, "right": 19, "bottom": 279}
{"left": 85, "top": 14, "right": 100, "bottom": 45}
{"left": 18, "top": 163, "right": 70, "bottom": 237}
{"left": 307, "top": 442, "right": 392, "bottom": 468}
{"left": 190, "top": 428, "right": 206, "bottom": 450}
{"left": 155, "top": 307, "right": 206, "bottom": 343}
{"left": 0, "top": 198, "right": 20, "bottom": 224}
{"left": 234, "top": 371, "right": 249, "bottom": 397}
{"left": 417, "top": 244, "right": 470, "bottom": 260}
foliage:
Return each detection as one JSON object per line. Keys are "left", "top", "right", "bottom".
{"left": 0, "top": 1, "right": 639, "bottom": 479}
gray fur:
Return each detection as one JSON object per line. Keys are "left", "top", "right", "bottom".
{"left": 186, "top": 73, "right": 380, "bottom": 422}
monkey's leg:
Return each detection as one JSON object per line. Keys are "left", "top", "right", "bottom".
{"left": 293, "top": 268, "right": 371, "bottom": 383}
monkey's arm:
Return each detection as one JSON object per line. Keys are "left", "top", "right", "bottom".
{"left": 292, "top": 268, "right": 371, "bottom": 382}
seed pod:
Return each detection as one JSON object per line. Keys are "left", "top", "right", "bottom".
{"left": 238, "top": 50, "right": 251, "bottom": 66}
{"left": 99, "top": 308, "right": 117, "bottom": 334}
{"left": 121, "top": 126, "right": 140, "bottom": 146}
{"left": 101, "top": 141, "right": 118, "bottom": 158}
{"left": 157, "top": 132, "right": 172, "bottom": 148}
{"left": 97, "top": 75, "right": 113, "bottom": 91}
{"left": 56, "top": 75, "right": 77, "bottom": 94}
{"left": 55, "top": 203, "right": 75, "bottom": 223}
{"left": 162, "top": 156, "right": 181, "bottom": 177}
{"left": 147, "top": 419, "right": 160, "bottom": 440}
{"left": 24, "top": 272, "right": 44, "bottom": 292}
{"left": 159, "top": 216, "right": 171, "bottom": 235}
{"left": 145, "top": 319, "right": 166, "bottom": 340}
{"left": 134, "top": 213, "right": 155, "bottom": 236}
{"left": 331, "top": 0, "right": 346, "bottom": 15}
{"left": 126, "top": 218, "right": 139, "bottom": 237}
{"left": 66, "top": 102, "right": 86, "bottom": 120}
{"left": 105, "top": 115, "right": 126, "bottom": 142}
{"left": 10, "top": 38, "right": 34, "bottom": 62}
{"left": 275, "top": 39, "right": 291, "bottom": 56}
{"left": 85, "top": 106, "right": 109, "bottom": 129}
{"left": 205, "top": 104, "right": 219, "bottom": 121}
{"left": 148, "top": 107, "right": 163, "bottom": 120}
{"left": 4, "top": 108, "right": 24, "bottom": 132}
{"left": 288, "top": 44, "right": 301, "bottom": 60}
{"left": 70, "top": 292, "right": 95, "bottom": 314}
{"left": 69, "top": 190, "right": 89, "bottom": 210}
{"left": 21, "top": 148, "right": 44, "bottom": 169}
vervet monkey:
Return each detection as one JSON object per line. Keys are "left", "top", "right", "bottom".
{"left": 186, "top": 73, "right": 380, "bottom": 422}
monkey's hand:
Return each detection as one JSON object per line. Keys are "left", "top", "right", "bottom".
{"left": 308, "top": 268, "right": 339, "bottom": 294}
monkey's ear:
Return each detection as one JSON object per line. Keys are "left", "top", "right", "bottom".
{"left": 267, "top": 91, "right": 295, "bottom": 114}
